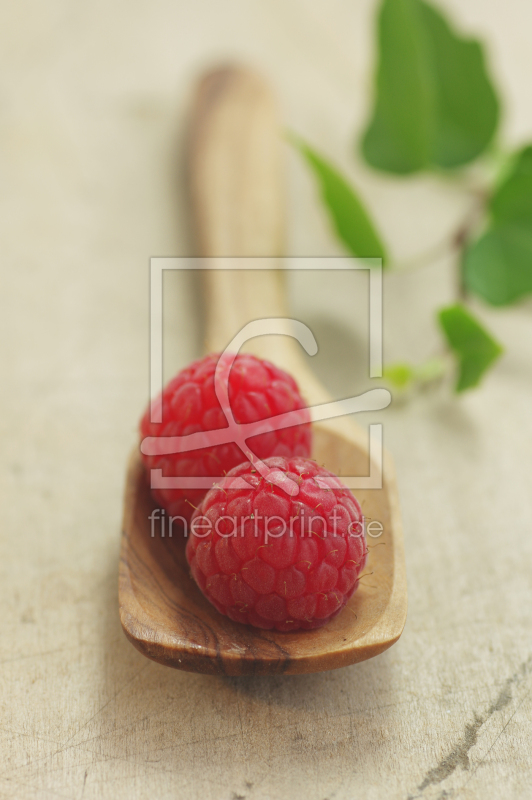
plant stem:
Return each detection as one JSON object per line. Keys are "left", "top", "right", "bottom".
{"left": 451, "top": 190, "right": 489, "bottom": 302}
{"left": 388, "top": 191, "right": 489, "bottom": 287}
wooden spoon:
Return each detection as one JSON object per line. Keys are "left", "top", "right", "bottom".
{"left": 119, "top": 66, "right": 407, "bottom": 675}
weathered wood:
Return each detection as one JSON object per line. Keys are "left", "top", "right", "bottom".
{"left": 6, "top": 6, "right": 532, "bottom": 797}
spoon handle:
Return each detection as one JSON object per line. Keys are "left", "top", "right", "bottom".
{"left": 187, "top": 65, "right": 332, "bottom": 407}
{"left": 187, "top": 65, "right": 284, "bottom": 263}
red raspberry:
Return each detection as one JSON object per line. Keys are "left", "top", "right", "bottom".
{"left": 140, "top": 353, "right": 311, "bottom": 522}
{"left": 186, "top": 456, "right": 368, "bottom": 631}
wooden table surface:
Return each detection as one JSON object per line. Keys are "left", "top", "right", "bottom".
{"left": 1, "top": 1, "right": 531, "bottom": 798}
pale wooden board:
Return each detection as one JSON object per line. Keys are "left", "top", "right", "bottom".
{"left": 1, "top": 0, "right": 532, "bottom": 798}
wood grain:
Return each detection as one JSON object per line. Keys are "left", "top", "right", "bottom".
{"left": 119, "top": 65, "right": 406, "bottom": 675}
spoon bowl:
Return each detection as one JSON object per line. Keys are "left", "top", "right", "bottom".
{"left": 120, "top": 427, "right": 404, "bottom": 676}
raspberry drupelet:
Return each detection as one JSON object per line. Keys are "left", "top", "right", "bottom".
{"left": 139, "top": 353, "right": 312, "bottom": 522}
{"left": 186, "top": 456, "right": 368, "bottom": 631}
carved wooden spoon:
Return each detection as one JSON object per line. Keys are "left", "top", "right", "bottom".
{"left": 119, "top": 66, "right": 407, "bottom": 675}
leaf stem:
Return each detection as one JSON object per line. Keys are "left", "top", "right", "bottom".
{"left": 451, "top": 190, "right": 489, "bottom": 301}
{"left": 388, "top": 191, "right": 489, "bottom": 279}
{"left": 389, "top": 237, "right": 454, "bottom": 272}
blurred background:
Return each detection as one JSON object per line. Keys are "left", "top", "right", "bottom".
{"left": 1, "top": 1, "right": 532, "bottom": 798}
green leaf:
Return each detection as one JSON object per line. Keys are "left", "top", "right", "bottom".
{"left": 490, "top": 146, "right": 532, "bottom": 225}
{"left": 383, "top": 362, "right": 415, "bottom": 389}
{"left": 463, "top": 224, "right": 532, "bottom": 306}
{"left": 362, "top": 0, "right": 432, "bottom": 174}
{"left": 438, "top": 304, "right": 503, "bottom": 392}
{"left": 463, "top": 145, "right": 532, "bottom": 305}
{"left": 419, "top": 2, "right": 500, "bottom": 169}
{"left": 362, "top": 0, "right": 499, "bottom": 174}
{"left": 291, "top": 137, "right": 387, "bottom": 261}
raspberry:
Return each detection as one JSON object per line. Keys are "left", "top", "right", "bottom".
{"left": 186, "top": 456, "right": 368, "bottom": 631}
{"left": 140, "top": 353, "right": 311, "bottom": 522}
